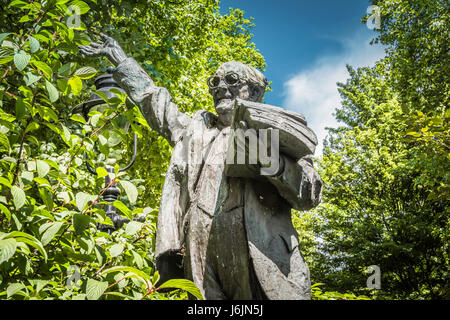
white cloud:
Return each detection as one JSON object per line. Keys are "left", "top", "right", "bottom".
{"left": 282, "top": 31, "right": 385, "bottom": 156}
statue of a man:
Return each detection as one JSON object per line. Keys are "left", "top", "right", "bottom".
{"left": 80, "top": 34, "right": 322, "bottom": 300}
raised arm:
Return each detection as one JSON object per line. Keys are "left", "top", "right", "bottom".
{"left": 79, "top": 34, "right": 190, "bottom": 146}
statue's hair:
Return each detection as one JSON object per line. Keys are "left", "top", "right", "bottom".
{"left": 215, "top": 61, "right": 266, "bottom": 87}
{"left": 215, "top": 61, "right": 268, "bottom": 101}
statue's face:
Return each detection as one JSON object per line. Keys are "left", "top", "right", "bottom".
{"left": 208, "top": 63, "right": 261, "bottom": 126}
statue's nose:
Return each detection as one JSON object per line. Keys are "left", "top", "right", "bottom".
{"left": 215, "top": 79, "right": 230, "bottom": 96}
{"left": 218, "top": 78, "right": 228, "bottom": 89}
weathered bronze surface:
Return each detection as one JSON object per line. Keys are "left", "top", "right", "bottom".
{"left": 80, "top": 34, "right": 322, "bottom": 300}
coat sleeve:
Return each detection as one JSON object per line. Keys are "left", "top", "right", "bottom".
{"left": 113, "top": 57, "right": 190, "bottom": 147}
{"left": 266, "top": 155, "right": 322, "bottom": 211}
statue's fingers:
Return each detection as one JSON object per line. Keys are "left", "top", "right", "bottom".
{"left": 89, "top": 42, "right": 101, "bottom": 48}
{"left": 79, "top": 45, "right": 94, "bottom": 51}
{"left": 78, "top": 45, "right": 91, "bottom": 52}
{"left": 99, "top": 32, "right": 112, "bottom": 42}
{"left": 79, "top": 48, "right": 90, "bottom": 55}
{"left": 79, "top": 47, "right": 97, "bottom": 56}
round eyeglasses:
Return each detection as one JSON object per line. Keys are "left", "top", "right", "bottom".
{"left": 207, "top": 71, "right": 241, "bottom": 88}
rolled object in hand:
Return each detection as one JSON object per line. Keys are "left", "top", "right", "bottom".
{"left": 231, "top": 99, "right": 318, "bottom": 160}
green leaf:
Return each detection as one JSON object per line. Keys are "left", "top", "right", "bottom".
{"left": 68, "top": 75, "right": 82, "bottom": 96}
{"left": 39, "top": 187, "right": 53, "bottom": 211}
{"left": 98, "top": 134, "right": 107, "bottom": 146}
{"left": 158, "top": 279, "right": 203, "bottom": 300}
{"left": 21, "top": 171, "right": 34, "bottom": 184}
{"left": 32, "top": 61, "right": 52, "bottom": 79}
{"left": 45, "top": 80, "right": 59, "bottom": 103}
{"left": 72, "top": 213, "right": 90, "bottom": 234}
{"left": 28, "top": 36, "right": 40, "bottom": 53}
{"left": 61, "top": 124, "right": 71, "bottom": 143}
{"left": 25, "top": 121, "right": 39, "bottom": 133}
{"left": 75, "top": 192, "right": 96, "bottom": 212}
{"left": 125, "top": 221, "right": 142, "bottom": 236}
{"left": 0, "top": 177, "right": 12, "bottom": 188}
{"left": 56, "top": 191, "right": 70, "bottom": 203}
{"left": 58, "top": 62, "right": 74, "bottom": 77}
{"left": 34, "top": 177, "right": 50, "bottom": 187}
{"left": 112, "top": 200, "right": 132, "bottom": 221}
{"left": 6, "top": 283, "right": 26, "bottom": 298}
{"left": 44, "top": 122, "right": 61, "bottom": 135}
{"left": 76, "top": 234, "right": 94, "bottom": 254}
{"left": 39, "top": 222, "right": 54, "bottom": 235}
{"left": 0, "top": 203, "right": 11, "bottom": 221}
{"left": 41, "top": 221, "right": 64, "bottom": 246}
{"left": 94, "top": 245, "right": 106, "bottom": 265}
{"left": 445, "top": 108, "right": 450, "bottom": 119}
{"left": 5, "top": 231, "right": 47, "bottom": 261}
{"left": 11, "top": 186, "right": 26, "bottom": 210}
{"left": 9, "top": 0, "right": 29, "bottom": 8}
{"left": 20, "top": 171, "right": 34, "bottom": 184}
{"left": 0, "top": 48, "right": 13, "bottom": 65}
{"left": 36, "top": 159, "right": 50, "bottom": 178}
{"left": 0, "top": 33, "right": 11, "bottom": 45}
{"left": 93, "top": 90, "right": 109, "bottom": 103}
{"left": 95, "top": 167, "right": 109, "bottom": 178}
{"left": 119, "top": 180, "right": 138, "bottom": 204}
{"left": 69, "top": 0, "right": 90, "bottom": 14}
{"left": 90, "top": 113, "right": 101, "bottom": 127}
{"left": 131, "top": 250, "right": 144, "bottom": 269}
{"left": 35, "top": 280, "right": 50, "bottom": 294}
{"left": 24, "top": 72, "right": 41, "bottom": 86}
{"left": 85, "top": 278, "right": 108, "bottom": 300}
{"left": 0, "top": 238, "right": 17, "bottom": 264}
{"left": 101, "top": 266, "right": 151, "bottom": 283}
{"left": 109, "top": 243, "right": 124, "bottom": 258}
{"left": 74, "top": 66, "right": 97, "bottom": 79}
{"left": 0, "top": 132, "right": 10, "bottom": 152}
{"left": 19, "top": 15, "right": 31, "bottom": 23}
{"left": 13, "top": 51, "right": 30, "bottom": 71}
{"left": 15, "top": 98, "right": 26, "bottom": 121}
{"left": 70, "top": 114, "right": 86, "bottom": 124}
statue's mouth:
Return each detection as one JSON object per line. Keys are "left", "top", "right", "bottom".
{"left": 215, "top": 98, "right": 234, "bottom": 113}
{"left": 217, "top": 98, "right": 232, "bottom": 104}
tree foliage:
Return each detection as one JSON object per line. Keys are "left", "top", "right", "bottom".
{"left": 302, "top": 0, "right": 449, "bottom": 300}
{"left": 0, "top": 0, "right": 265, "bottom": 300}
{"left": 369, "top": 0, "right": 449, "bottom": 201}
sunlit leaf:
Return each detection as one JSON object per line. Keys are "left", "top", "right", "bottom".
{"left": 119, "top": 180, "right": 138, "bottom": 204}
{"left": 109, "top": 243, "right": 124, "bottom": 258}
{"left": 41, "top": 221, "right": 64, "bottom": 246}
{"left": 0, "top": 238, "right": 17, "bottom": 264}
{"left": 13, "top": 51, "right": 30, "bottom": 71}
{"left": 28, "top": 36, "right": 40, "bottom": 53}
{"left": 68, "top": 75, "right": 82, "bottom": 96}
{"left": 36, "top": 160, "right": 50, "bottom": 178}
{"left": 11, "top": 186, "right": 26, "bottom": 210}
{"left": 45, "top": 80, "right": 59, "bottom": 103}
{"left": 74, "top": 66, "right": 97, "bottom": 79}
{"left": 86, "top": 278, "right": 108, "bottom": 300}
{"left": 72, "top": 213, "right": 90, "bottom": 234}
{"left": 158, "top": 279, "right": 203, "bottom": 300}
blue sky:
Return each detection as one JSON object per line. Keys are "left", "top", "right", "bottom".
{"left": 219, "top": 0, "right": 385, "bottom": 155}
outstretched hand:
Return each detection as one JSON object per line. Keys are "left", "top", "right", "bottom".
{"left": 79, "top": 33, "right": 127, "bottom": 66}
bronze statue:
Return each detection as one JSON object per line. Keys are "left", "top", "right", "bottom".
{"left": 80, "top": 33, "right": 322, "bottom": 300}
